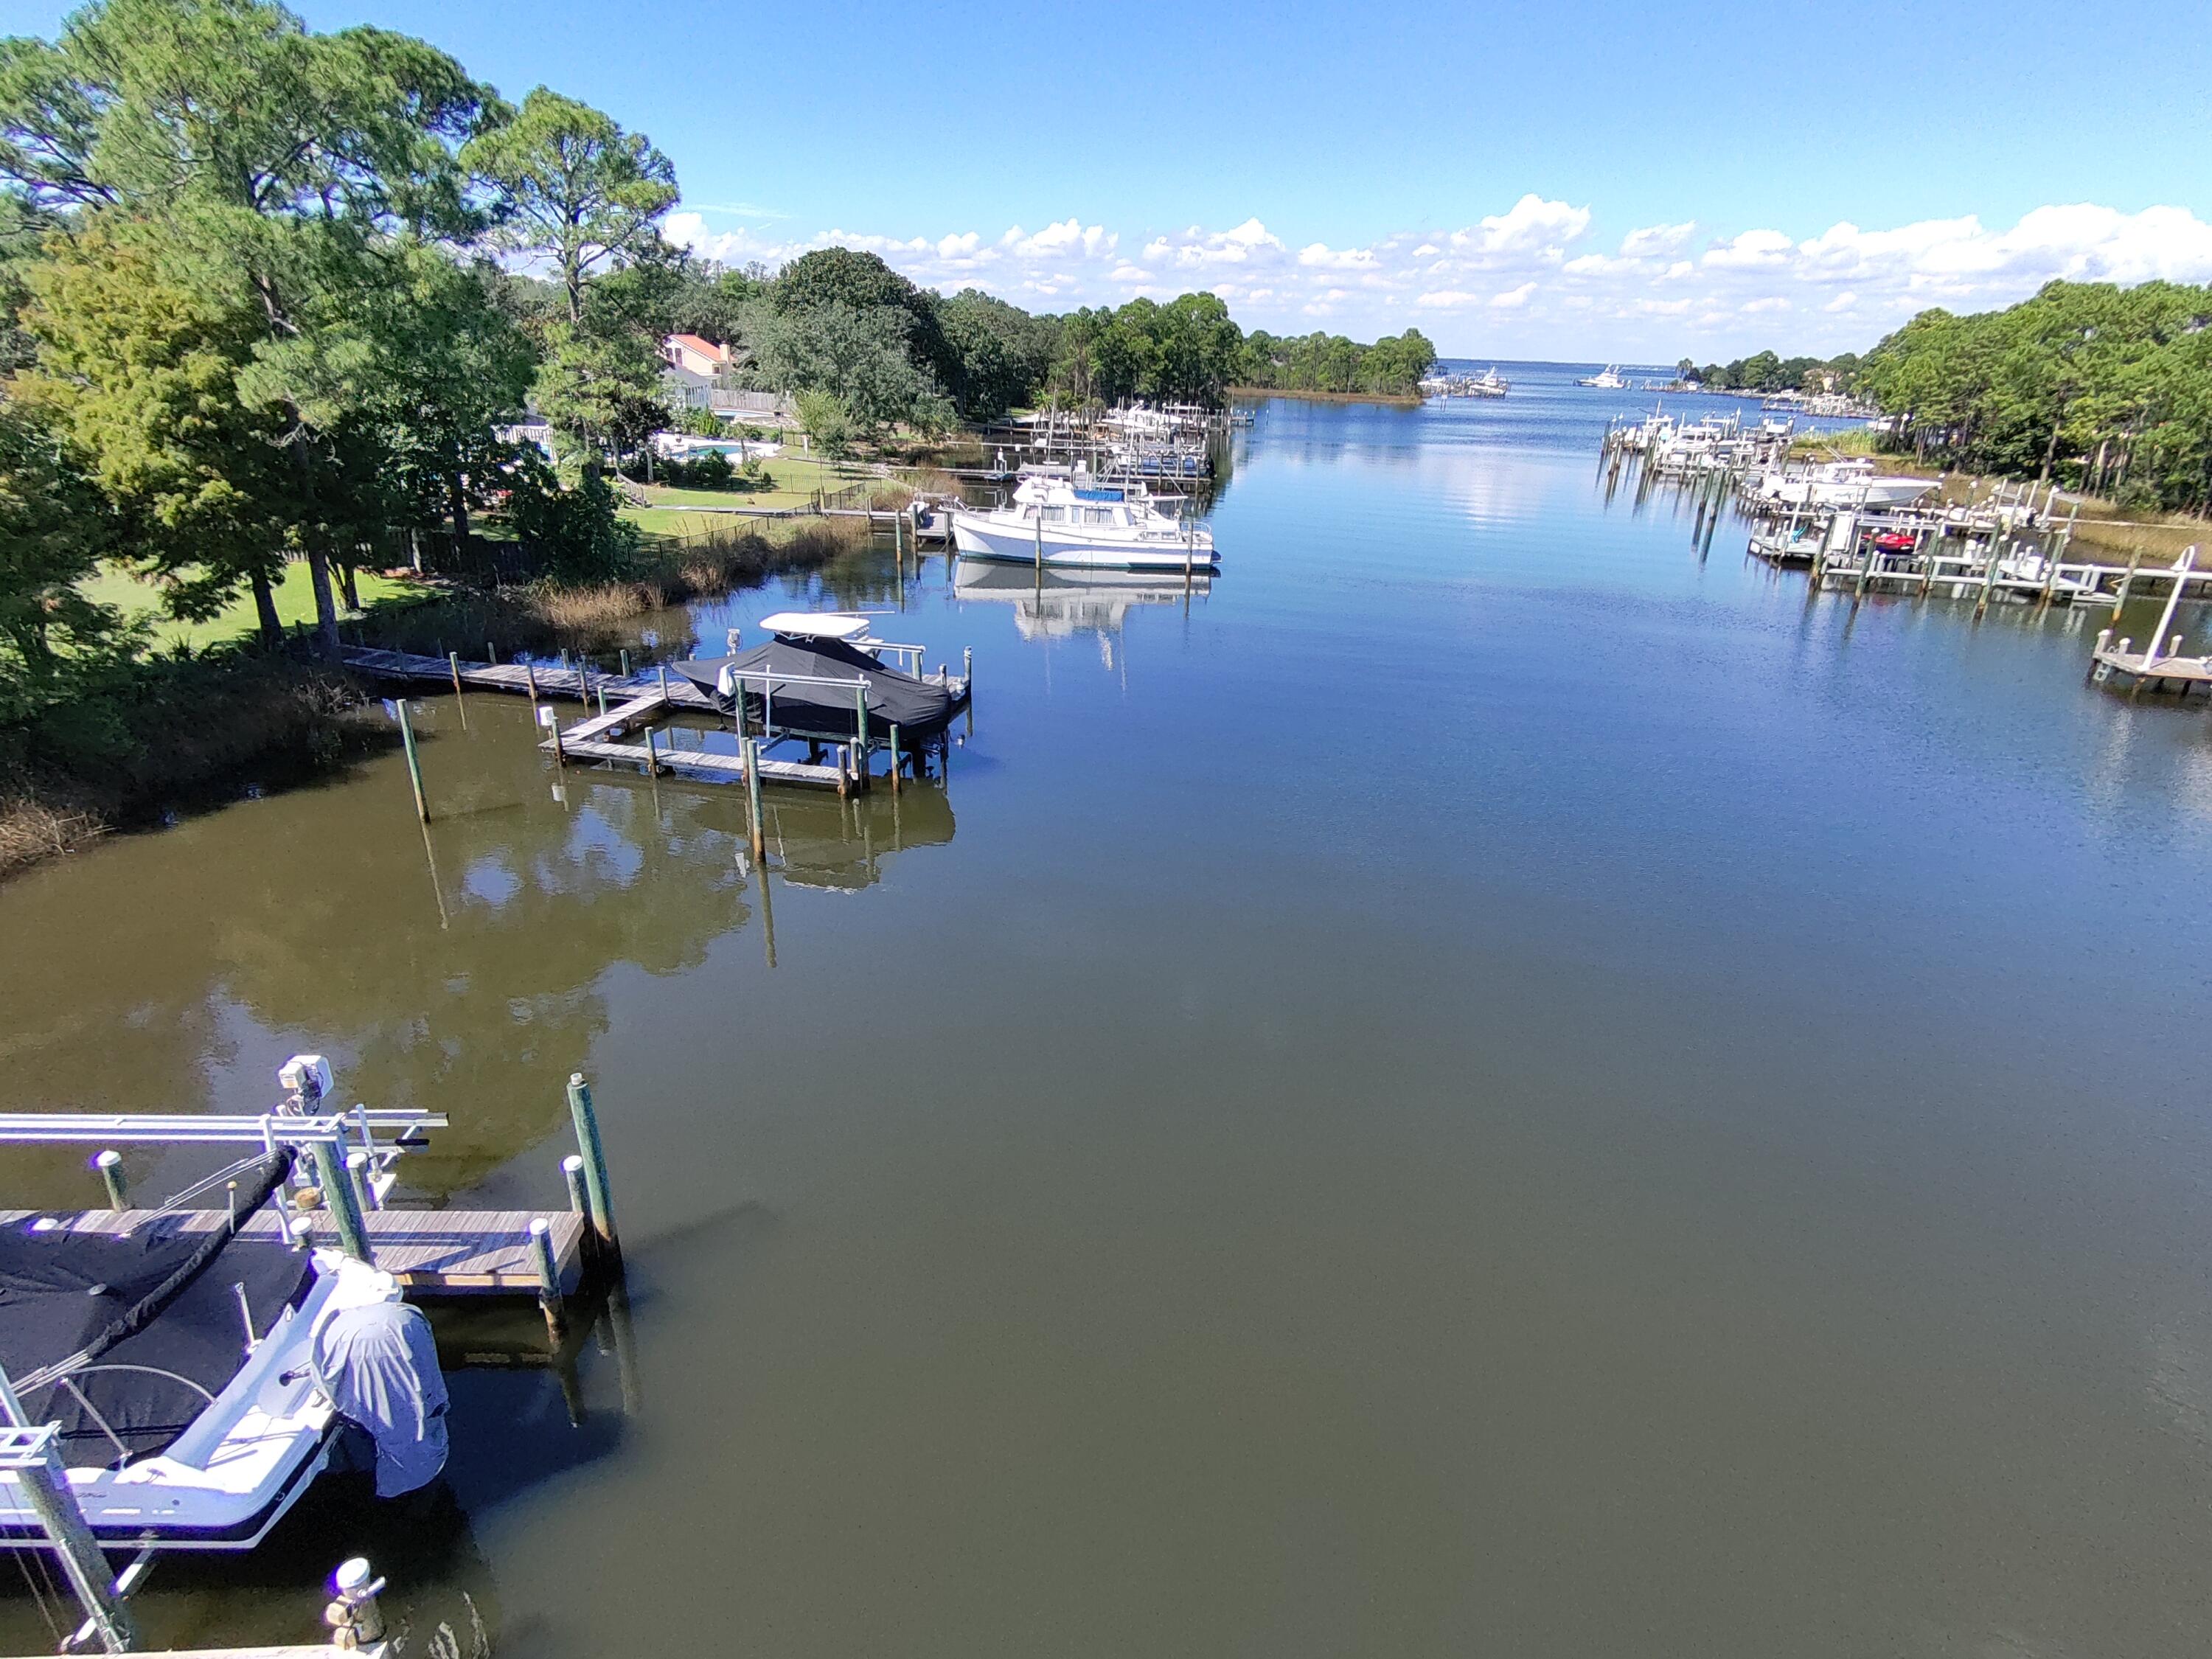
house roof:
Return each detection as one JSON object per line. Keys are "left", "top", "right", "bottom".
{"left": 667, "top": 333, "right": 729, "bottom": 362}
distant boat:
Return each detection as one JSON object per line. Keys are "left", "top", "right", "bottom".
{"left": 1467, "top": 366, "right": 1509, "bottom": 397}
{"left": 1579, "top": 365, "right": 1629, "bottom": 389}
{"left": 950, "top": 477, "right": 1217, "bottom": 572}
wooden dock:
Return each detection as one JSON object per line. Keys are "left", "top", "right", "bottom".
{"left": 339, "top": 645, "right": 720, "bottom": 713}
{"left": 2090, "top": 644, "right": 2212, "bottom": 694}
{"left": 0, "top": 1208, "right": 588, "bottom": 1294}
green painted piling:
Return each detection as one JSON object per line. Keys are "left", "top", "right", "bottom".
{"left": 566, "top": 1074, "right": 619, "bottom": 1262}
{"left": 529, "top": 1217, "right": 565, "bottom": 1334}
{"left": 620, "top": 649, "right": 631, "bottom": 678}
{"left": 344, "top": 1150, "right": 375, "bottom": 1218}
{"left": 95, "top": 1150, "right": 126, "bottom": 1210}
{"left": 853, "top": 686, "right": 870, "bottom": 790}
{"left": 448, "top": 651, "right": 465, "bottom": 698}
{"left": 561, "top": 1153, "right": 588, "bottom": 1217}
{"left": 306, "top": 1138, "right": 374, "bottom": 1263}
{"left": 395, "top": 700, "right": 430, "bottom": 824}
{"left": 744, "top": 737, "right": 765, "bottom": 859}
{"left": 888, "top": 723, "right": 902, "bottom": 794}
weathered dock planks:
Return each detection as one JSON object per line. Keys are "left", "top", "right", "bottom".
{"left": 0, "top": 1207, "right": 587, "bottom": 1294}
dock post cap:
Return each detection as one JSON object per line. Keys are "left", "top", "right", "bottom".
{"left": 333, "top": 1558, "right": 380, "bottom": 1596}
{"left": 528, "top": 1217, "right": 550, "bottom": 1237}
{"left": 562, "top": 1153, "right": 584, "bottom": 1171}
{"left": 93, "top": 1150, "right": 120, "bottom": 1170}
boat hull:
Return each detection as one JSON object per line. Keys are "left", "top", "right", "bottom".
{"left": 950, "top": 510, "right": 1217, "bottom": 573}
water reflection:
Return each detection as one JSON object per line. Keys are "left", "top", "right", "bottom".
{"left": 952, "top": 561, "right": 1211, "bottom": 658}
{"left": 0, "top": 692, "right": 959, "bottom": 1196}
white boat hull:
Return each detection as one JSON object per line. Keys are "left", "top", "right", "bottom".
{"left": 950, "top": 510, "right": 1217, "bottom": 572}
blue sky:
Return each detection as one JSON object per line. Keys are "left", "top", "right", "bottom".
{"left": 6, "top": 0, "right": 2210, "bottom": 356}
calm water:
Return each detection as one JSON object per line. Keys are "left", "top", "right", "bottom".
{"left": 6, "top": 364, "right": 2212, "bottom": 1655}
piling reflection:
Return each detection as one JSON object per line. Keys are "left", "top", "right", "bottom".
{"left": 0, "top": 689, "right": 957, "bottom": 1197}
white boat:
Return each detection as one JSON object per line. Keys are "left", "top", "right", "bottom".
{"left": 0, "top": 1236, "right": 414, "bottom": 1549}
{"left": 1579, "top": 365, "right": 1628, "bottom": 389}
{"left": 1467, "top": 366, "right": 1509, "bottom": 397}
{"left": 950, "top": 477, "right": 1217, "bottom": 572}
{"left": 1753, "top": 458, "right": 1938, "bottom": 509}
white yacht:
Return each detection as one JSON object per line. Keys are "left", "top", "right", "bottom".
{"left": 1751, "top": 457, "right": 1938, "bottom": 509}
{"left": 950, "top": 478, "right": 1217, "bottom": 572}
{"left": 1579, "top": 365, "right": 1629, "bottom": 389}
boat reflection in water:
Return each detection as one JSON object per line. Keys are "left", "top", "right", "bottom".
{"left": 953, "top": 560, "right": 1212, "bottom": 669}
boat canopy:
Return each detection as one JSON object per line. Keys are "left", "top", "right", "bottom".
{"left": 0, "top": 1151, "right": 308, "bottom": 1467}
{"left": 1074, "top": 487, "right": 1126, "bottom": 502}
{"left": 757, "top": 611, "right": 872, "bottom": 643}
{"left": 675, "top": 637, "right": 960, "bottom": 740}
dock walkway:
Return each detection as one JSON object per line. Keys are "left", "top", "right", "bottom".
{"left": 340, "top": 646, "right": 720, "bottom": 713}
{"left": 0, "top": 1207, "right": 588, "bottom": 1294}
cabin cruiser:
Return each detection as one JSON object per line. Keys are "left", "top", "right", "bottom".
{"left": 0, "top": 1152, "right": 441, "bottom": 1549}
{"left": 949, "top": 477, "right": 1217, "bottom": 572}
{"left": 1750, "top": 457, "right": 1938, "bottom": 509}
{"left": 1579, "top": 365, "right": 1629, "bottom": 389}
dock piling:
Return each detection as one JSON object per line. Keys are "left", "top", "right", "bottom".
{"left": 566, "top": 1073, "right": 619, "bottom": 1264}
{"left": 889, "top": 723, "right": 902, "bottom": 794}
{"left": 529, "top": 1217, "right": 565, "bottom": 1335}
{"left": 395, "top": 699, "right": 430, "bottom": 824}
{"left": 744, "top": 737, "right": 766, "bottom": 859}
{"left": 307, "top": 1138, "right": 375, "bottom": 1264}
{"left": 94, "top": 1150, "right": 126, "bottom": 1210}
{"left": 0, "top": 1374, "right": 137, "bottom": 1654}
{"left": 345, "top": 1147, "right": 379, "bottom": 1214}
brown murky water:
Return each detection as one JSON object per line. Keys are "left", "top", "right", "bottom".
{"left": 5, "top": 372, "right": 2212, "bottom": 1655}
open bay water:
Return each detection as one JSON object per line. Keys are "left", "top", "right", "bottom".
{"left": 4, "top": 363, "right": 2212, "bottom": 1653}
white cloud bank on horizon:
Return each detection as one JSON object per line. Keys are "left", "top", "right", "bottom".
{"left": 667, "top": 195, "right": 2212, "bottom": 358}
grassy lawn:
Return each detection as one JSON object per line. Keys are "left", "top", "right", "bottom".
{"left": 632, "top": 455, "right": 872, "bottom": 514}
{"left": 82, "top": 560, "right": 436, "bottom": 652}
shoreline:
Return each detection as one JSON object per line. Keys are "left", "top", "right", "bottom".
{"left": 1228, "top": 385, "right": 1423, "bottom": 408}
{"left": 1, "top": 513, "right": 886, "bottom": 888}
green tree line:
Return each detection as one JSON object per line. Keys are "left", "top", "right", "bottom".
{"left": 1852, "top": 279, "right": 2212, "bottom": 512}
{"left": 1681, "top": 351, "right": 1861, "bottom": 394}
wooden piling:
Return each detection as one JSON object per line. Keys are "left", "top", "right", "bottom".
{"left": 744, "top": 737, "right": 766, "bottom": 859}
{"left": 95, "top": 1150, "right": 126, "bottom": 1210}
{"left": 561, "top": 1153, "right": 588, "bottom": 1219}
{"left": 888, "top": 723, "right": 902, "bottom": 794}
{"left": 2112, "top": 546, "right": 2143, "bottom": 619}
{"left": 565, "top": 1074, "right": 619, "bottom": 1263}
{"left": 852, "top": 687, "right": 870, "bottom": 791}
{"left": 529, "top": 1217, "right": 565, "bottom": 1335}
{"left": 395, "top": 699, "right": 430, "bottom": 824}
{"left": 525, "top": 661, "right": 539, "bottom": 706}
{"left": 306, "top": 1138, "right": 374, "bottom": 1264}
{"left": 448, "top": 651, "right": 465, "bottom": 698}
{"left": 344, "top": 1148, "right": 378, "bottom": 1215}
{"left": 0, "top": 1380, "right": 136, "bottom": 1655}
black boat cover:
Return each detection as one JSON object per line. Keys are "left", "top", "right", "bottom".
{"left": 0, "top": 1151, "right": 312, "bottom": 1467}
{"left": 675, "top": 637, "right": 959, "bottom": 741}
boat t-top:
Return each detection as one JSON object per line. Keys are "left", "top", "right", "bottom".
{"left": 1579, "top": 364, "right": 1629, "bottom": 389}
{"left": 949, "top": 476, "right": 1217, "bottom": 573}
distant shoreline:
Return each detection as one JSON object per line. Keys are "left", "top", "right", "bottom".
{"left": 1228, "top": 385, "right": 1423, "bottom": 408}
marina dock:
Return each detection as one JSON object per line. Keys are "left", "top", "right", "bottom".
{"left": 0, "top": 1208, "right": 588, "bottom": 1295}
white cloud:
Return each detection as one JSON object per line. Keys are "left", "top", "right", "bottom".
{"left": 661, "top": 198, "right": 2212, "bottom": 357}
{"left": 1620, "top": 220, "right": 1696, "bottom": 257}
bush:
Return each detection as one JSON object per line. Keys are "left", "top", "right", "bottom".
{"left": 688, "top": 449, "right": 732, "bottom": 489}
{"left": 511, "top": 470, "right": 641, "bottom": 582}
{"left": 795, "top": 389, "right": 852, "bottom": 459}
